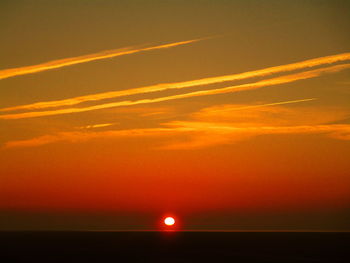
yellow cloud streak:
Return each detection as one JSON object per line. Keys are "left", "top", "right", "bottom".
{"left": 1, "top": 64, "right": 348, "bottom": 120}
{"left": 165, "top": 121, "right": 350, "bottom": 135}
{"left": 167, "top": 120, "right": 350, "bottom": 148}
{"left": 161, "top": 122, "right": 350, "bottom": 149}
{"left": 205, "top": 98, "right": 318, "bottom": 114}
{"left": 0, "top": 38, "right": 202, "bottom": 80}
{"left": 3, "top": 127, "right": 192, "bottom": 149}
{"left": 1, "top": 52, "right": 349, "bottom": 112}
{"left": 78, "top": 123, "right": 115, "bottom": 129}
{"left": 4, "top": 123, "right": 350, "bottom": 149}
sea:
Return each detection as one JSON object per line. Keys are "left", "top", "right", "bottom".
{"left": 1, "top": 231, "right": 349, "bottom": 262}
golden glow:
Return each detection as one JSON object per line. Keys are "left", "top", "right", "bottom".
{"left": 1, "top": 1, "right": 350, "bottom": 231}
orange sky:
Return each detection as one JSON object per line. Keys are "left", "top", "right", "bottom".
{"left": 0, "top": 0, "right": 350, "bottom": 231}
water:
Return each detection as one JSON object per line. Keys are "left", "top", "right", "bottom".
{"left": 1, "top": 231, "right": 349, "bottom": 262}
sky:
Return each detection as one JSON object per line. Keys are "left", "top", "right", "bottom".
{"left": 0, "top": 0, "right": 350, "bottom": 231}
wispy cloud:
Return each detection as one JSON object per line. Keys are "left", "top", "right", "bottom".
{"left": 203, "top": 98, "right": 317, "bottom": 112}
{"left": 160, "top": 99, "right": 350, "bottom": 148}
{"left": 78, "top": 123, "right": 115, "bottom": 129}
{"left": 4, "top": 122, "right": 350, "bottom": 149}
{"left": 161, "top": 122, "right": 350, "bottom": 149}
{"left": 4, "top": 98, "right": 349, "bottom": 149}
{"left": 192, "top": 101, "right": 349, "bottom": 126}
{"left": 1, "top": 64, "right": 349, "bottom": 120}
{"left": 0, "top": 38, "right": 203, "bottom": 81}
{"left": 1, "top": 52, "right": 349, "bottom": 112}
{"left": 3, "top": 127, "right": 191, "bottom": 149}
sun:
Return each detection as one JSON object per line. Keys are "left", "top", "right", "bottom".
{"left": 164, "top": 217, "right": 175, "bottom": 226}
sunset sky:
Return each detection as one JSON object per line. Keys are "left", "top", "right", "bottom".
{"left": 1, "top": 0, "right": 350, "bottom": 231}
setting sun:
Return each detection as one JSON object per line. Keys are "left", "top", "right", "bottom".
{"left": 164, "top": 217, "right": 175, "bottom": 226}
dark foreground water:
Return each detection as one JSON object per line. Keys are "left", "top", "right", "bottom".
{"left": 1, "top": 231, "right": 349, "bottom": 262}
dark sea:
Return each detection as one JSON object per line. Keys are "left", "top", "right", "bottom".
{"left": 1, "top": 231, "right": 349, "bottom": 262}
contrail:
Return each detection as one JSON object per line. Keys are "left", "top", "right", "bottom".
{"left": 208, "top": 98, "right": 318, "bottom": 113}
{"left": 238, "top": 98, "right": 317, "bottom": 109}
{"left": 0, "top": 38, "right": 203, "bottom": 80}
{"left": 1, "top": 52, "right": 349, "bottom": 112}
{"left": 1, "top": 64, "right": 348, "bottom": 120}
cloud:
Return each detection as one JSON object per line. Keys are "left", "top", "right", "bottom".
{"left": 1, "top": 52, "right": 349, "bottom": 112}
{"left": 1, "top": 63, "right": 349, "bottom": 120}
{"left": 199, "top": 98, "right": 317, "bottom": 112}
{"left": 78, "top": 123, "right": 115, "bottom": 129}
{"left": 5, "top": 122, "right": 350, "bottom": 150}
{"left": 0, "top": 38, "right": 203, "bottom": 81}
{"left": 4, "top": 99, "right": 350, "bottom": 149}
{"left": 160, "top": 121, "right": 350, "bottom": 149}
{"left": 160, "top": 100, "right": 350, "bottom": 149}
{"left": 192, "top": 101, "right": 349, "bottom": 126}
{"left": 3, "top": 127, "right": 190, "bottom": 149}
{"left": 165, "top": 100, "right": 349, "bottom": 149}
